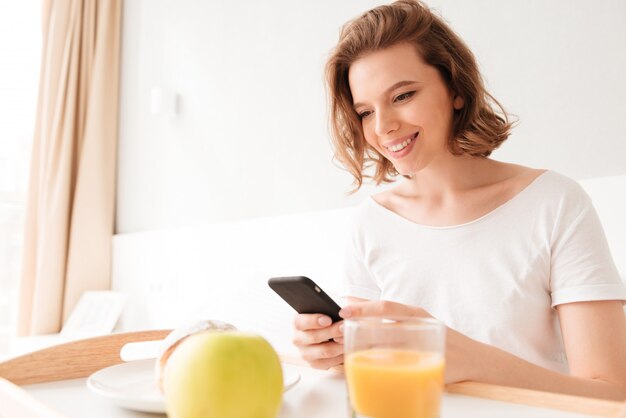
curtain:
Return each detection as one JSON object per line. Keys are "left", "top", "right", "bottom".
{"left": 17, "top": 0, "right": 122, "bottom": 335}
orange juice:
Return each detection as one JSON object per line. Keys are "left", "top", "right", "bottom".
{"left": 345, "top": 349, "right": 444, "bottom": 418}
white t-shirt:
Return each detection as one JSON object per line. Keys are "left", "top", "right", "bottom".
{"left": 343, "top": 171, "right": 626, "bottom": 373}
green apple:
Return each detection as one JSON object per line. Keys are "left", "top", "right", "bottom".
{"left": 163, "top": 331, "right": 283, "bottom": 418}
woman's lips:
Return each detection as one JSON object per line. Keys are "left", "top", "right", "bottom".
{"left": 385, "top": 132, "right": 418, "bottom": 158}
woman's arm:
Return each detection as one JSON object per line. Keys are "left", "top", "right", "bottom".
{"left": 340, "top": 299, "right": 626, "bottom": 401}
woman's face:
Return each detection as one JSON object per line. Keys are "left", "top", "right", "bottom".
{"left": 348, "top": 42, "right": 463, "bottom": 176}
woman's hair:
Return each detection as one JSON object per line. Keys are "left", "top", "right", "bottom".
{"left": 326, "top": 0, "right": 514, "bottom": 190}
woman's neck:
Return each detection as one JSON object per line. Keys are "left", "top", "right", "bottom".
{"left": 399, "top": 155, "right": 506, "bottom": 199}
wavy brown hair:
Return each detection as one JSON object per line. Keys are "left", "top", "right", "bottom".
{"left": 326, "top": 0, "right": 514, "bottom": 190}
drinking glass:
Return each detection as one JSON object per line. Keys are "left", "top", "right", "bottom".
{"left": 344, "top": 317, "right": 446, "bottom": 418}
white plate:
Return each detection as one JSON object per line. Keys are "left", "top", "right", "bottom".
{"left": 86, "top": 359, "right": 301, "bottom": 414}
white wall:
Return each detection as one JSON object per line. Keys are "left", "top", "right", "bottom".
{"left": 111, "top": 207, "right": 354, "bottom": 355}
{"left": 117, "top": 0, "right": 626, "bottom": 233}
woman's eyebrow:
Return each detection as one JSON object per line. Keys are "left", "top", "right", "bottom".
{"left": 352, "top": 80, "right": 419, "bottom": 109}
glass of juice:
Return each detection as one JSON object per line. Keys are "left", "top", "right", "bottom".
{"left": 344, "top": 317, "right": 446, "bottom": 418}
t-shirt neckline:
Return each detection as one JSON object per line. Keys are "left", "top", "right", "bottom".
{"left": 368, "top": 170, "right": 551, "bottom": 230}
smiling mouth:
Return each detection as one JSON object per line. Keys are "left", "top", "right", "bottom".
{"left": 386, "top": 132, "right": 419, "bottom": 152}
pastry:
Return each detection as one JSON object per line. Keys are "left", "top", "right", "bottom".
{"left": 155, "top": 319, "right": 237, "bottom": 392}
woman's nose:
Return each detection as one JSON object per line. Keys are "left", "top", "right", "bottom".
{"left": 374, "top": 108, "right": 400, "bottom": 137}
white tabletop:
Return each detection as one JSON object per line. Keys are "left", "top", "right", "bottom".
{"left": 22, "top": 363, "right": 597, "bottom": 418}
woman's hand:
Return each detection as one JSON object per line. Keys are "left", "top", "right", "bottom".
{"left": 339, "top": 299, "right": 428, "bottom": 320}
{"left": 292, "top": 313, "right": 344, "bottom": 369}
{"left": 339, "top": 300, "right": 481, "bottom": 384}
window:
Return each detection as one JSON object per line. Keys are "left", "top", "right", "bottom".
{"left": 0, "top": 3, "right": 41, "bottom": 355}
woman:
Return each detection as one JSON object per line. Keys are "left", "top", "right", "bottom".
{"left": 293, "top": 0, "right": 626, "bottom": 400}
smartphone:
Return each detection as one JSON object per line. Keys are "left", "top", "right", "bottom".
{"left": 268, "top": 276, "right": 342, "bottom": 323}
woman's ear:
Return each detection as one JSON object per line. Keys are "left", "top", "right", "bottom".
{"left": 453, "top": 95, "right": 464, "bottom": 110}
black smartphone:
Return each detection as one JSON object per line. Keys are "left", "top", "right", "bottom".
{"left": 268, "top": 276, "right": 342, "bottom": 323}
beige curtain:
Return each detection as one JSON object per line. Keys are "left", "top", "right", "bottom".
{"left": 18, "top": 0, "right": 122, "bottom": 336}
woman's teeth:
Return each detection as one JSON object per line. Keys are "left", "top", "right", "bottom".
{"left": 388, "top": 134, "right": 416, "bottom": 152}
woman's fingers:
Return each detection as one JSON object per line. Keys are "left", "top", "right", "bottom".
{"left": 308, "top": 353, "right": 345, "bottom": 370}
{"left": 339, "top": 300, "right": 427, "bottom": 319}
{"left": 299, "top": 341, "right": 344, "bottom": 362}
{"left": 293, "top": 313, "right": 333, "bottom": 331}
{"left": 293, "top": 320, "right": 343, "bottom": 346}
{"left": 292, "top": 313, "right": 345, "bottom": 368}
{"left": 299, "top": 342, "right": 345, "bottom": 369}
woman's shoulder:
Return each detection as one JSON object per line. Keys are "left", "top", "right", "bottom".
{"left": 500, "top": 168, "right": 594, "bottom": 231}
{"left": 524, "top": 169, "right": 590, "bottom": 203}
{"left": 490, "top": 162, "right": 588, "bottom": 202}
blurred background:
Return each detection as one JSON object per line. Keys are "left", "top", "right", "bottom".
{"left": 0, "top": 2, "right": 40, "bottom": 354}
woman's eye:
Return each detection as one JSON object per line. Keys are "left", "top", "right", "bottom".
{"left": 358, "top": 110, "right": 373, "bottom": 119}
{"left": 394, "top": 91, "right": 415, "bottom": 102}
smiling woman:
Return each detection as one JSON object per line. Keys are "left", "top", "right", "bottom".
{"left": 349, "top": 43, "right": 469, "bottom": 178}
{"left": 330, "top": 12, "right": 512, "bottom": 188}
{"left": 291, "top": 0, "right": 626, "bottom": 401}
